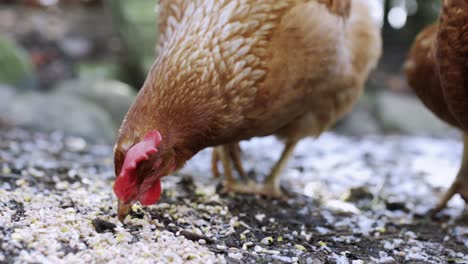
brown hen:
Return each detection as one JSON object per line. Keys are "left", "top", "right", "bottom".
{"left": 113, "top": 0, "right": 382, "bottom": 221}
{"left": 405, "top": 0, "right": 468, "bottom": 213}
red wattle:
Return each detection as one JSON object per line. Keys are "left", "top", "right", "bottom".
{"left": 113, "top": 130, "right": 162, "bottom": 202}
{"left": 139, "top": 179, "right": 162, "bottom": 205}
{"left": 113, "top": 172, "right": 138, "bottom": 202}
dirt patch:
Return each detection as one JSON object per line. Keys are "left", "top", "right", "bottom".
{"left": 0, "top": 128, "right": 467, "bottom": 263}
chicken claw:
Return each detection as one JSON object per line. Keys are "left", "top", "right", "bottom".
{"left": 213, "top": 144, "right": 288, "bottom": 199}
{"left": 432, "top": 173, "right": 468, "bottom": 215}
{"left": 222, "top": 180, "right": 288, "bottom": 200}
{"left": 218, "top": 139, "right": 298, "bottom": 200}
{"left": 432, "top": 134, "right": 468, "bottom": 215}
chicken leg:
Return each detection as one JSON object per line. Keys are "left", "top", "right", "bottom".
{"left": 212, "top": 143, "right": 247, "bottom": 179}
{"left": 433, "top": 133, "right": 468, "bottom": 214}
{"left": 216, "top": 139, "right": 298, "bottom": 199}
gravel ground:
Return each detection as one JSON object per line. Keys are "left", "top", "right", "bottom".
{"left": 1, "top": 128, "right": 467, "bottom": 264}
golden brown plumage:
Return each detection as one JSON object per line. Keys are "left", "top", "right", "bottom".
{"left": 405, "top": 24, "right": 459, "bottom": 127}
{"left": 405, "top": 0, "right": 468, "bottom": 213}
{"left": 113, "top": 0, "right": 381, "bottom": 220}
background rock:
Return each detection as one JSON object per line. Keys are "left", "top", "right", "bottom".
{"left": 55, "top": 79, "right": 136, "bottom": 126}
{"left": 336, "top": 92, "right": 382, "bottom": 136}
{"left": 0, "top": 85, "right": 16, "bottom": 128}
{"left": 376, "top": 91, "right": 456, "bottom": 136}
{"left": 0, "top": 85, "right": 16, "bottom": 115}
{"left": 8, "top": 93, "right": 116, "bottom": 143}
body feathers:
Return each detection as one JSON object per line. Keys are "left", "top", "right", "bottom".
{"left": 116, "top": 0, "right": 381, "bottom": 171}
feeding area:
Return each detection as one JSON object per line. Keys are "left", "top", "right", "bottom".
{"left": 0, "top": 0, "right": 467, "bottom": 263}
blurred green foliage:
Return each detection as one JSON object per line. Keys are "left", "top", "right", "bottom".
{"left": 106, "top": 0, "right": 158, "bottom": 86}
{"left": 0, "top": 36, "right": 36, "bottom": 89}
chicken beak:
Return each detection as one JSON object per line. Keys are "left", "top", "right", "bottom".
{"left": 117, "top": 200, "right": 132, "bottom": 222}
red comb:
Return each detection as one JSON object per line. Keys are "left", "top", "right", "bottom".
{"left": 113, "top": 131, "right": 162, "bottom": 203}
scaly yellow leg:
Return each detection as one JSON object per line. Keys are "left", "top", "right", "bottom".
{"left": 211, "top": 147, "right": 221, "bottom": 178}
{"left": 227, "top": 143, "right": 247, "bottom": 180}
{"left": 261, "top": 139, "right": 298, "bottom": 198}
{"left": 211, "top": 143, "right": 247, "bottom": 180}
{"left": 433, "top": 133, "right": 468, "bottom": 214}
{"left": 222, "top": 139, "right": 298, "bottom": 199}
{"left": 220, "top": 146, "right": 235, "bottom": 184}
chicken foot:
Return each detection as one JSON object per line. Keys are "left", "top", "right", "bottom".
{"left": 220, "top": 139, "right": 298, "bottom": 200}
{"left": 432, "top": 133, "right": 468, "bottom": 214}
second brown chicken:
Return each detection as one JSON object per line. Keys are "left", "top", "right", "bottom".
{"left": 405, "top": 0, "right": 468, "bottom": 213}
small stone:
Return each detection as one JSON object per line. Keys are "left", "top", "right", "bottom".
{"left": 260, "top": 236, "right": 273, "bottom": 245}
{"left": 185, "top": 254, "right": 199, "bottom": 260}
{"left": 404, "top": 231, "right": 417, "bottom": 239}
{"left": 264, "top": 249, "right": 281, "bottom": 255}
{"left": 295, "top": 244, "right": 306, "bottom": 251}
{"left": 2, "top": 166, "right": 11, "bottom": 174}
{"left": 254, "top": 245, "right": 263, "bottom": 252}
{"left": 318, "top": 241, "right": 327, "bottom": 247}
{"left": 65, "top": 137, "right": 87, "bottom": 152}
{"left": 255, "top": 214, "right": 266, "bottom": 222}
{"left": 92, "top": 219, "right": 116, "bottom": 233}
{"left": 216, "top": 245, "right": 226, "bottom": 250}
{"left": 377, "top": 227, "right": 386, "bottom": 234}
{"left": 56, "top": 181, "right": 69, "bottom": 190}
{"left": 242, "top": 242, "right": 254, "bottom": 250}
{"left": 115, "top": 233, "right": 127, "bottom": 243}
{"left": 228, "top": 252, "right": 243, "bottom": 260}
{"left": 385, "top": 201, "right": 408, "bottom": 211}
{"left": 379, "top": 257, "right": 397, "bottom": 264}
{"left": 11, "top": 232, "right": 22, "bottom": 241}
{"left": 346, "top": 187, "right": 374, "bottom": 202}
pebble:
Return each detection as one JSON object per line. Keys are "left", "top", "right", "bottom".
{"left": 216, "top": 245, "right": 226, "bottom": 250}
{"left": 378, "top": 256, "right": 397, "bottom": 264}
{"left": 255, "top": 214, "right": 266, "bottom": 222}
{"left": 227, "top": 252, "right": 243, "bottom": 260}
{"left": 260, "top": 236, "right": 273, "bottom": 245}
{"left": 242, "top": 242, "right": 254, "bottom": 250}
{"left": 294, "top": 244, "right": 306, "bottom": 251}
{"left": 254, "top": 245, "right": 263, "bottom": 252}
